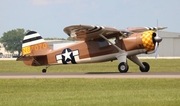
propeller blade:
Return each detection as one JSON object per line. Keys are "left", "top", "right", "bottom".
{"left": 154, "top": 20, "right": 161, "bottom": 59}
{"left": 154, "top": 42, "right": 158, "bottom": 59}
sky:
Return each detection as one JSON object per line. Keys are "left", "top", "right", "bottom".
{"left": 0, "top": 0, "right": 180, "bottom": 38}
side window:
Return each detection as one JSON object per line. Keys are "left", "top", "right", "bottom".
{"left": 98, "top": 36, "right": 118, "bottom": 48}
{"left": 98, "top": 39, "right": 109, "bottom": 47}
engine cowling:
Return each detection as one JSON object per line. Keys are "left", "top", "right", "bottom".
{"left": 122, "top": 30, "right": 156, "bottom": 52}
{"left": 141, "top": 31, "right": 156, "bottom": 52}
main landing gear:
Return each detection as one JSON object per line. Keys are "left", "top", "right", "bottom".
{"left": 118, "top": 62, "right": 129, "bottom": 73}
{"left": 139, "top": 62, "right": 150, "bottom": 72}
{"left": 118, "top": 61, "right": 150, "bottom": 73}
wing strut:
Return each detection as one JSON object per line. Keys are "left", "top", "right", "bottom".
{"left": 99, "top": 34, "right": 127, "bottom": 63}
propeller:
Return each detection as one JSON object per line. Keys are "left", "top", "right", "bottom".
{"left": 153, "top": 20, "right": 163, "bottom": 59}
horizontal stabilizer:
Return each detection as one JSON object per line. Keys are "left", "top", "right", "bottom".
{"left": 16, "top": 55, "right": 33, "bottom": 61}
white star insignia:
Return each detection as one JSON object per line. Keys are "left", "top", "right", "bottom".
{"left": 62, "top": 49, "right": 72, "bottom": 61}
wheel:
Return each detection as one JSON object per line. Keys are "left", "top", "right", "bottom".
{"left": 118, "top": 62, "right": 129, "bottom": 73}
{"left": 139, "top": 62, "right": 150, "bottom": 72}
{"left": 42, "top": 69, "right": 47, "bottom": 73}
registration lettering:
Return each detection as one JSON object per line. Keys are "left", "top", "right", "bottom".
{"left": 22, "top": 43, "right": 47, "bottom": 55}
{"left": 31, "top": 43, "right": 47, "bottom": 51}
{"left": 22, "top": 46, "right": 31, "bottom": 55}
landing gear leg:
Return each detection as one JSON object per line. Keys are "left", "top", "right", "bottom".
{"left": 116, "top": 53, "right": 128, "bottom": 73}
{"left": 42, "top": 65, "right": 50, "bottom": 73}
{"left": 128, "top": 55, "right": 150, "bottom": 72}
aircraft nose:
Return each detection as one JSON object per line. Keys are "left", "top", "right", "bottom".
{"left": 152, "top": 32, "right": 162, "bottom": 44}
{"left": 154, "top": 34, "right": 162, "bottom": 43}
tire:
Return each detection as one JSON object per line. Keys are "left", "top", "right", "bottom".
{"left": 42, "top": 69, "right": 47, "bottom": 73}
{"left": 139, "top": 62, "right": 150, "bottom": 72}
{"left": 118, "top": 62, "right": 129, "bottom": 73}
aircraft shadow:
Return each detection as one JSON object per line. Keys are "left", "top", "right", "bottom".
{"left": 85, "top": 72, "right": 132, "bottom": 74}
{"left": 85, "top": 72, "right": 180, "bottom": 75}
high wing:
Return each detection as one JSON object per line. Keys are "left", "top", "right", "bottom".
{"left": 64, "top": 25, "right": 124, "bottom": 41}
{"left": 64, "top": 25, "right": 167, "bottom": 41}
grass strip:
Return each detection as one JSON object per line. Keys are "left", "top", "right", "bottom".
{"left": 0, "top": 78, "right": 180, "bottom": 106}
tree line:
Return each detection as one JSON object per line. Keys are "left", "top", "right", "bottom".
{"left": 0, "top": 28, "right": 72, "bottom": 57}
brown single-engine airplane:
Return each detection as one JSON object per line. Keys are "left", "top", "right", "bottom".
{"left": 17, "top": 25, "right": 167, "bottom": 73}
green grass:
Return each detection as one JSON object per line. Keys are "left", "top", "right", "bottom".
{"left": 0, "top": 59, "right": 180, "bottom": 72}
{"left": 1, "top": 60, "right": 180, "bottom": 106}
{"left": 0, "top": 78, "right": 180, "bottom": 106}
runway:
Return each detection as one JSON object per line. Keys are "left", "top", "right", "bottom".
{"left": 0, "top": 72, "right": 180, "bottom": 78}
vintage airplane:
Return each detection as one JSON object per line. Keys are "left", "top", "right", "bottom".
{"left": 17, "top": 25, "right": 167, "bottom": 73}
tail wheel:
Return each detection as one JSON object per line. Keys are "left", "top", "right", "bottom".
{"left": 139, "top": 62, "right": 150, "bottom": 72}
{"left": 118, "top": 62, "right": 129, "bottom": 73}
{"left": 42, "top": 69, "right": 47, "bottom": 73}
{"left": 42, "top": 65, "right": 49, "bottom": 73}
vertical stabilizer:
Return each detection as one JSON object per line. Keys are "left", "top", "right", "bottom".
{"left": 22, "top": 31, "right": 52, "bottom": 56}
{"left": 17, "top": 31, "right": 52, "bottom": 66}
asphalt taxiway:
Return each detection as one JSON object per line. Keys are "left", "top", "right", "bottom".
{"left": 0, "top": 72, "right": 180, "bottom": 78}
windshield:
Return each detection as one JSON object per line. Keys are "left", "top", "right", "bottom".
{"left": 121, "top": 31, "right": 132, "bottom": 37}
